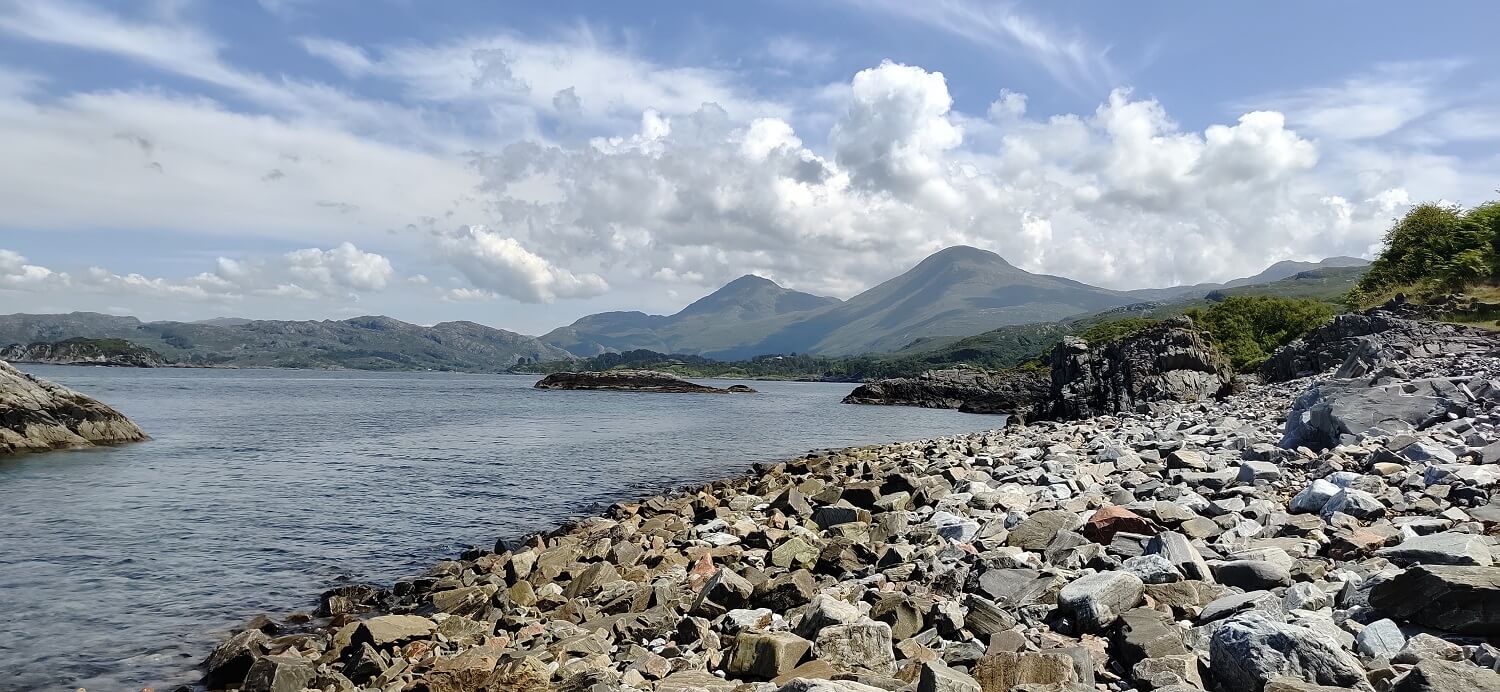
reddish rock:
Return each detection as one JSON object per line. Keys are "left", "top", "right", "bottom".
{"left": 1084, "top": 506, "right": 1158, "bottom": 544}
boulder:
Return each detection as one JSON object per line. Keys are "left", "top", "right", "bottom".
{"left": 1281, "top": 377, "right": 1466, "bottom": 451}
{"left": 726, "top": 630, "right": 812, "bottom": 679}
{"left": 1370, "top": 565, "right": 1500, "bottom": 635}
{"left": 813, "top": 619, "right": 895, "bottom": 675}
{"left": 1390, "top": 659, "right": 1500, "bottom": 692}
{"left": 240, "top": 655, "right": 315, "bottom": 692}
{"left": 917, "top": 660, "right": 981, "bottom": 692}
{"left": 202, "top": 629, "right": 269, "bottom": 688}
{"left": 1209, "top": 612, "right": 1370, "bottom": 691}
{"left": 1377, "top": 531, "right": 1493, "bottom": 567}
{"left": 1057, "top": 570, "right": 1144, "bottom": 631}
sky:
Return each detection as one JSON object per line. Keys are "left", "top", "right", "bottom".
{"left": 1, "top": 1, "right": 1498, "bottom": 335}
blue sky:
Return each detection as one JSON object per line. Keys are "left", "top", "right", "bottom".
{"left": 1, "top": 0, "right": 1497, "bottom": 334}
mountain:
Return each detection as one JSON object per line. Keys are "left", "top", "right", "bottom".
{"left": 1126, "top": 256, "right": 1370, "bottom": 302}
{"left": 0, "top": 313, "right": 569, "bottom": 372}
{"left": 541, "top": 275, "right": 842, "bottom": 356}
{"left": 546, "top": 246, "right": 1139, "bottom": 359}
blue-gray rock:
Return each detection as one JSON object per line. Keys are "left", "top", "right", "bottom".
{"left": 1057, "top": 570, "right": 1144, "bottom": 631}
{"left": 1377, "top": 531, "right": 1493, "bottom": 567}
{"left": 1321, "top": 488, "right": 1385, "bottom": 520}
{"left": 1209, "top": 612, "right": 1371, "bottom": 691}
{"left": 1354, "top": 618, "right": 1406, "bottom": 659}
{"left": 1289, "top": 479, "right": 1341, "bottom": 514}
{"left": 1215, "top": 560, "right": 1293, "bottom": 591}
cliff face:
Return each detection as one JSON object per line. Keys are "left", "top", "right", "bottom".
{"left": 0, "top": 360, "right": 149, "bottom": 454}
{"left": 0, "top": 338, "right": 169, "bottom": 367}
{"left": 1049, "top": 317, "right": 1233, "bottom": 420}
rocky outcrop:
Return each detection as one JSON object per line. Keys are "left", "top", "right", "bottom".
{"left": 1048, "top": 316, "right": 1233, "bottom": 420}
{"left": 841, "top": 368, "right": 1048, "bottom": 420}
{"left": 1261, "top": 308, "right": 1493, "bottom": 382}
{"left": 0, "top": 360, "right": 148, "bottom": 453}
{"left": 0, "top": 337, "right": 169, "bottom": 367}
{"left": 534, "top": 370, "right": 756, "bottom": 393}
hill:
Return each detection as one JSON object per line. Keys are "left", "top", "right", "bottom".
{"left": 0, "top": 313, "right": 570, "bottom": 372}
{"left": 1125, "top": 256, "right": 1368, "bottom": 302}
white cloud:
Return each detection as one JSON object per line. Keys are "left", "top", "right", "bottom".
{"left": 433, "top": 226, "right": 608, "bottom": 303}
{"left": 831, "top": 61, "right": 963, "bottom": 199}
{"left": 0, "top": 249, "right": 68, "bottom": 289}
{"left": 1246, "top": 61, "right": 1464, "bottom": 141}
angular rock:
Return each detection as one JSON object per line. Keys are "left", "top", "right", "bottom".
{"left": 1377, "top": 531, "right": 1493, "bottom": 567}
{"left": 726, "top": 630, "right": 812, "bottom": 680}
{"left": 1209, "top": 612, "right": 1369, "bottom": 692}
{"left": 241, "top": 655, "right": 315, "bottom": 692}
{"left": 814, "top": 619, "right": 896, "bottom": 675}
{"left": 1057, "top": 570, "right": 1143, "bottom": 631}
{"left": 1370, "top": 565, "right": 1500, "bottom": 635}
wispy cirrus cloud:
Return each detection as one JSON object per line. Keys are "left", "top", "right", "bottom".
{"left": 850, "top": 0, "right": 1119, "bottom": 94}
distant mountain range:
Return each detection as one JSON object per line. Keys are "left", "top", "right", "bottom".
{"left": 542, "top": 247, "right": 1369, "bottom": 359}
{"left": 0, "top": 313, "right": 569, "bottom": 372}
{"left": 1, "top": 247, "right": 1370, "bottom": 371}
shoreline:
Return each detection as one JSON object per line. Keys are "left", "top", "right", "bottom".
{"left": 198, "top": 342, "right": 1500, "bottom": 691}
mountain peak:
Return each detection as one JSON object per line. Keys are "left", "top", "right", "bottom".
{"left": 921, "top": 245, "right": 1016, "bottom": 268}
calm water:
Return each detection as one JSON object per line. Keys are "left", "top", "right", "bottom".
{"left": 0, "top": 366, "right": 1000, "bottom": 690}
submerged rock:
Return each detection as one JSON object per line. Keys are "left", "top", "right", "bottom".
{"left": 534, "top": 369, "right": 756, "bottom": 393}
{"left": 0, "top": 359, "right": 148, "bottom": 454}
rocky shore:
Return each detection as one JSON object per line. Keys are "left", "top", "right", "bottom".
{"left": 0, "top": 360, "right": 148, "bottom": 454}
{"left": 536, "top": 370, "right": 758, "bottom": 394}
{"left": 200, "top": 315, "right": 1500, "bottom": 692}
{"left": 0, "top": 337, "right": 170, "bottom": 368}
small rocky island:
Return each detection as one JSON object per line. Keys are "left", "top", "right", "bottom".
{"left": 0, "top": 360, "right": 148, "bottom": 453}
{"left": 200, "top": 308, "right": 1500, "bottom": 692}
{"left": 0, "top": 337, "right": 169, "bottom": 367}
{"left": 535, "top": 370, "right": 757, "bottom": 394}
{"left": 842, "top": 367, "right": 1050, "bottom": 420}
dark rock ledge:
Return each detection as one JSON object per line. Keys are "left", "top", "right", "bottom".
{"left": 535, "top": 370, "right": 757, "bottom": 394}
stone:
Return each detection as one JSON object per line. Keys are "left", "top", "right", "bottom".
{"left": 534, "top": 370, "right": 754, "bottom": 393}
{"left": 1124, "top": 554, "right": 1182, "bottom": 584}
{"left": 1209, "top": 613, "right": 1369, "bottom": 692}
{"left": 1084, "top": 505, "right": 1157, "bottom": 544}
{"left": 814, "top": 619, "right": 896, "bottom": 675}
{"left": 1391, "top": 633, "right": 1463, "bottom": 664}
{"left": 241, "top": 655, "right": 315, "bottom": 692}
{"left": 1354, "top": 618, "right": 1406, "bottom": 659}
{"left": 1289, "top": 479, "right": 1340, "bottom": 514}
{"left": 1239, "top": 461, "right": 1283, "bottom": 483}
{"left": 1008, "top": 510, "right": 1082, "bottom": 550}
{"left": 1390, "top": 659, "right": 1500, "bottom": 692}
{"left": 1057, "top": 570, "right": 1144, "bottom": 631}
{"left": 1116, "top": 607, "right": 1188, "bottom": 664}
{"left": 1215, "top": 560, "right": 1292, "bottom": 590}
{"left": 930, "top": 510, "right": 981, "bottom": 543}
{"left": 1370, "top": 565, "right": 1500, "bottom": 635}
{"left": 918, "top": 659, "right": 982, "bottom": 692}
{"left": 1281, "top": 375, "right": 1464, "bottom": 451}
{"left": 353, "top": 614, "right": 436, "bottom": 648}
{"left": 775, "top": 679, "right": 892, "bottom": 692}
{"left": 1147, "top": 532, "right": 1215, "bottom": 583}
{"left": 794, "top": 594, "right": 862, "bottom": 640}
{"left": 772, "top": 537, "right": 820, "bottom": 569}
{"left": 1133, "top": 654, "right": 1202, "bottom": 690}
{"left": 1321, "top": 488, "right": 1385, "bottom": 520}
{"left": 759, "top": 570, "right": 818, "bottom": 611}
{"left": 841, "top": 367, "right": 1050, "bottom": 420}
{"left": 1281, "top": 583, "right": 1332, "bottom": 611}
{"left": 202, "top": 629, "right": 270, "bottom": 688}
{"left": 726, "top": 630, "right": 813, "bottom": 680}
{"left": 432, "top": 585, "right": 492, "bottom": 615}
{"left": 1377, "top": 531, "right": 1493, "bottom": 567}
{"left": 973, "top": 650, "right": 1081, "bottom": 690}
{"left": 1199, "top": 590, "right": 1283, "bottom": 624}
{"left": 1047, "top": 319, "right": 1233, "bottom": 420}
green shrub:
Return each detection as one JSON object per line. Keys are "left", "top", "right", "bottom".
{"left": 1357, "top": 201, "right": 1496, "bottom": 297}
{"left": 1077, "top": 318, "right": 1159, "bottom": 345}
{"left": 1186, "top": 296, "right": 1334, "bottom": 371}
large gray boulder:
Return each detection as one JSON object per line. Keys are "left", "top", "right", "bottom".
{"left": 0, "top": 360, "right": 148, "bottom": 454}
{"left": 1209, "top": 612, "right": 1370, "bottom": 691}
{"left": 1048, "top": 317, "right": 1233, "bottom": 420}
{"left": 1280, "top": 376, "right": 1468, "bottom": 450}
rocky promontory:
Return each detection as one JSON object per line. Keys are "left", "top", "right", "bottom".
{"left": 202, "top": 313, "right": 1500, "bottom": 692}
{"left": 0, "top": 360, "right": 148, "bottom": 454}
{"left": 842, "top": 368, "right": 1050, "bottom": 421}
{"left": 1048, "top": 316, "right": 1234, "bottom": 421}
{"left": 535, "top": 370, "right": 758, "bottom": 394}
{"left": 0, "top": 337, "right": 170, "bottom": 367}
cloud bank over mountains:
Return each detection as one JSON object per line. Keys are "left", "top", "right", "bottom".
{"left": 0, "top": 1, "right": 1491, "bottom": 328}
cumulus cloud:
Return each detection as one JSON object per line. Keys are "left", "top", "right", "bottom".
{"left": 432, "top": 226, "right": 608, "bottom": 303}
{"left": 0, "top": 249, "right": 68, "bottom": 289}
